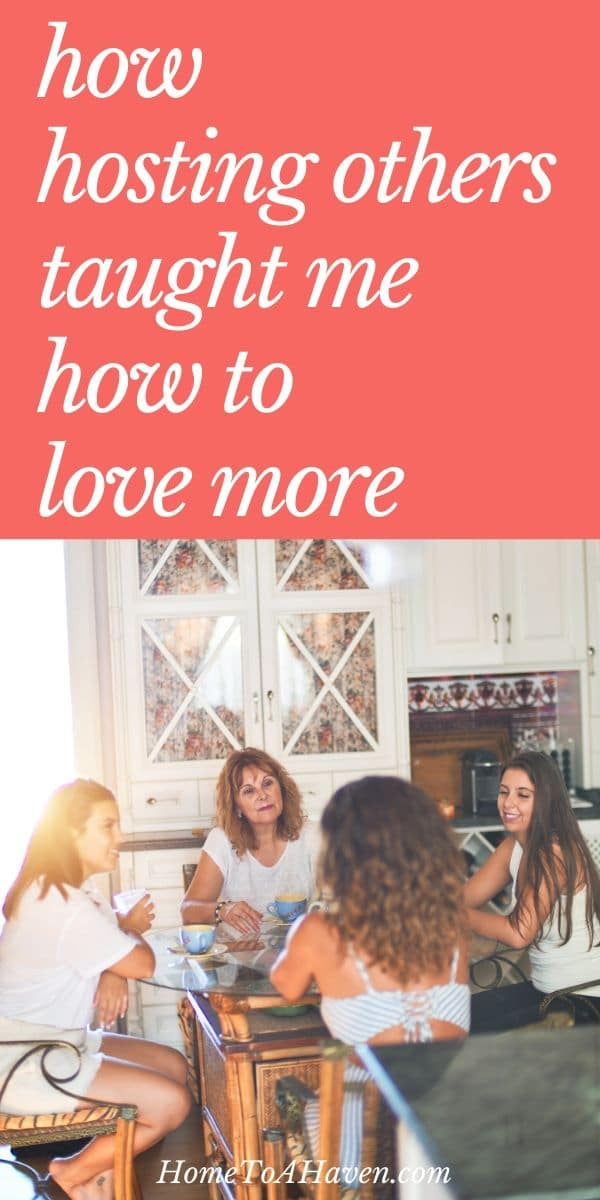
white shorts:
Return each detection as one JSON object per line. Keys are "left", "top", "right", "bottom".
{"left": 0, "top": 1015, "right": 103, "bottom": 1115}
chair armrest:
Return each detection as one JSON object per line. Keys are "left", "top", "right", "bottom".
{"left": 469, "top": 950, "right": 529, "bottom": 991}
{"left": 0, "top": 1038, "right": 136, "bottom": 1116}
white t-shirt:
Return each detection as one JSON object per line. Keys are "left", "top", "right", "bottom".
{"left": 202, "top": 820, "right": 320, "bottom": 915}
{"left": 0, "top": 880, "right": 136, "bottom": 1028}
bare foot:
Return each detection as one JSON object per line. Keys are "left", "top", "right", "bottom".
{"left": 49, "top": 1160, "right": 114, "bottom": 1200}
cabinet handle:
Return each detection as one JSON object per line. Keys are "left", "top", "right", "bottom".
{"left": 506, "top": 613, "right": 512, "bottom": 644}
{"left": 589, "top": 646, "right": 596, "bottom": 677}
{"left": 146, "top": 796, "right": 158, "bottom": 806}
{"left": 492, "top": 613, "right": 500, "bottom": 644}
{"left": 266, "top": 689, "right": 274, "bottom": 720}
{"left": 252, "top": 692, "right": 260, "bottom": 721}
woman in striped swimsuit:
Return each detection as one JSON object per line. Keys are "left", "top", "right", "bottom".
{"left": 271, "top": 776, "right": 470, "bottom": 1184}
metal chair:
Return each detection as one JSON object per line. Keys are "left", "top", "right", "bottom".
{"left": 0, "top": 1039, "right": 141, "bottom": 1200}
{"left": 469, "top": 947, "right": 530, "bottom": 992}
{"left": 471, "top": 952, "right": 600, "bottom": 1030}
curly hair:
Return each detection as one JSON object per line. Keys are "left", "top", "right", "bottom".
{"left": 215, "top": 748, "right": 305, "bottom": 856}
{"left": 3, "top": 778, "right": 117, "bottom": 919}
{"left": 505, "top": 751, "right": 600, "bottom": 948}
{"left": 319, "top": 776, "right": 467, "bottom": 981}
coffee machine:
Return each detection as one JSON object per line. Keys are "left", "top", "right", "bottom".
{"left": 462, "top": 748, "right": 501, "bottom": 815}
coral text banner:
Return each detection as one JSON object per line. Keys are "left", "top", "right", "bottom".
{"left": 2, "top": 2, "right": 597, "bottom": 535}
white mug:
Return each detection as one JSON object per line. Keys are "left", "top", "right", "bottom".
{"left": 113, "top": 888, "right": 148, "bottom": 915}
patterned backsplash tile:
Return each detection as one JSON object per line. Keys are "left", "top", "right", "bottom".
{"left": 408, "top": 669, "right": 582, "bottom": 807}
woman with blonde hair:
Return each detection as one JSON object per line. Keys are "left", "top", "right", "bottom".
{"left": 271, "top": 776, "right": 470, "bottom": 1180}
{"left": 182, "top": 748, "right": 319, "bottom": 936}
{"left": 0, "top": 779, "right": 191, "bottom": 1200}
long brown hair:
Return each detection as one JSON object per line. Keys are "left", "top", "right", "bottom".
{"left": 506, "top": 751, "right": 600, "bottom": 947}
{"left": 319, "top": 776, "right": 467, "bottom": 981}
{"left": 215, "top": 748, "right": 305, "bottom": 855}
{"left": 3, "top": 778, "right": 117, "bottom": 920}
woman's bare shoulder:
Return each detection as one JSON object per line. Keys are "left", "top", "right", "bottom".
{"left": 290, "top": 910, "right": 341, "bottom": 950}
{"left": 545, "top": 837, "right": 584, "bottom": 888}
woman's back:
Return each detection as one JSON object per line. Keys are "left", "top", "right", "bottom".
{"left": 271, "top": 776, "right": 471, "bottom": 1043}
{"left": 311, "top": 915, "right": 470, "bottom": 1044}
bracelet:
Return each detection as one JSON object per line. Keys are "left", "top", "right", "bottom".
{"left": 214, "top": 900, "right": 229, "bottom": 925}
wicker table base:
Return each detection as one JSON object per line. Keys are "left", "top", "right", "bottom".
{"left": 188, "top": 991, "right": 326, "bottom": 1200}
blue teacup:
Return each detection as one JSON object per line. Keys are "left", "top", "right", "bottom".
{"left": 179, "top": 924, "right": 216, "bottom": 954}
{"left": 266, "top": 894, "right": 308, "bottom": 922}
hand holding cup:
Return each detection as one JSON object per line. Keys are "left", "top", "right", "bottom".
{"left": 114, "top": 888, "right": 156, "bottom": 934}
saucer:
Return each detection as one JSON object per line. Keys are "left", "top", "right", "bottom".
{"left": 168, "top": 942, "right": 227, "bottom": 960}
{"left": 261, "top": 916, "right": 291, "bottom": 936}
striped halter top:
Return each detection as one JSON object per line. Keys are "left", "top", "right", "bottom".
{"left": 320, "top": 946, "right": 471, "bottom": 1043}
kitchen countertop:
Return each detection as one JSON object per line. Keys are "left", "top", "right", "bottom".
{"left": 119, "top": 829, "right": 209, "bottom": 852}
{"left": 453, "top": 805, "right": 600, "bottom": 829}
{"left": 117, "top": 807, "right": 600, "bottom": 846}
{"left": 360, "top": 1026, "right": 600, "bottom": 1199}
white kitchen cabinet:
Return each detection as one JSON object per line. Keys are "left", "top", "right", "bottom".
{"left": 254, "top": 542, "right": 398, "bottom": 770}
{"left": 407, "top": 541, "right": 503, "bottom": 670}
{"left": 585, "top": 542, "right": 600, "bottom": 785}
{"left": 501, "top": 541, "right": 586, "bottom": 665}
{"left": 141, "top": 1003, "right": 184, "bottom": 1050}
{"left": 116, "top": 844, "right": 198, "bottom": 1047}
{"left": 107, "top": 539, "right": 406, "bottom": 832}
{"left": 580, "top": 818, "right": 600, "bottom": 871}
{"left": 407, "top": 540, "right": 586, "bottom": 673}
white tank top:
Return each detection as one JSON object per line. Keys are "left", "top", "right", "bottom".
{"left": 510, "top": 841, "right": 600, "bottom": 996}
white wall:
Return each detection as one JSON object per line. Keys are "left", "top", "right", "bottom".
{"left": 0, "top": 540, "right": 75, "bottom": 909}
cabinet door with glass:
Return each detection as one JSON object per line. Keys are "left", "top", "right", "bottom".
{"left": 256, "top": 540, "right": 398, "bottom": 772}
{"left": 110, "top": 540, "right": 263, "bottom": 787}
{"left": 109, "top": 539, "right": 401, "bottom": 801}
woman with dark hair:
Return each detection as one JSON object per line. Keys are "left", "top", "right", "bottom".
{"left": 466, "top": 751, "right": 600, "bottom": 1032}
{"left": 181, "top": 748, "right": 319, "bottom": 936}
{"left": 0, "top": 779, "right": 191, "bottom": 1200}
{"left": 270, "top": 776, "right": 470, "bottom": 1180}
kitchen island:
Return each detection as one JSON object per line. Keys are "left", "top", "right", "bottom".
{"left": 360, "top": 1026, "right": 600, "bottom": 1199}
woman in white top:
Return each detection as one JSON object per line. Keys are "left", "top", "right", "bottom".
{"left": 0, "top": 779, "right": 191, "bottom": 1200}
{"left": 181, "top": 749, "right": 319, "bottom": 936}
{"left": 466, "top": 751, "right": 600, "bottom": 1032}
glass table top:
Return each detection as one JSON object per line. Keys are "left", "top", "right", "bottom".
{"left": 144, "top": 928, "right": 507, "bottom": 998}
{"left": 143, "top": 924, "right": 316, "bottom": 997}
